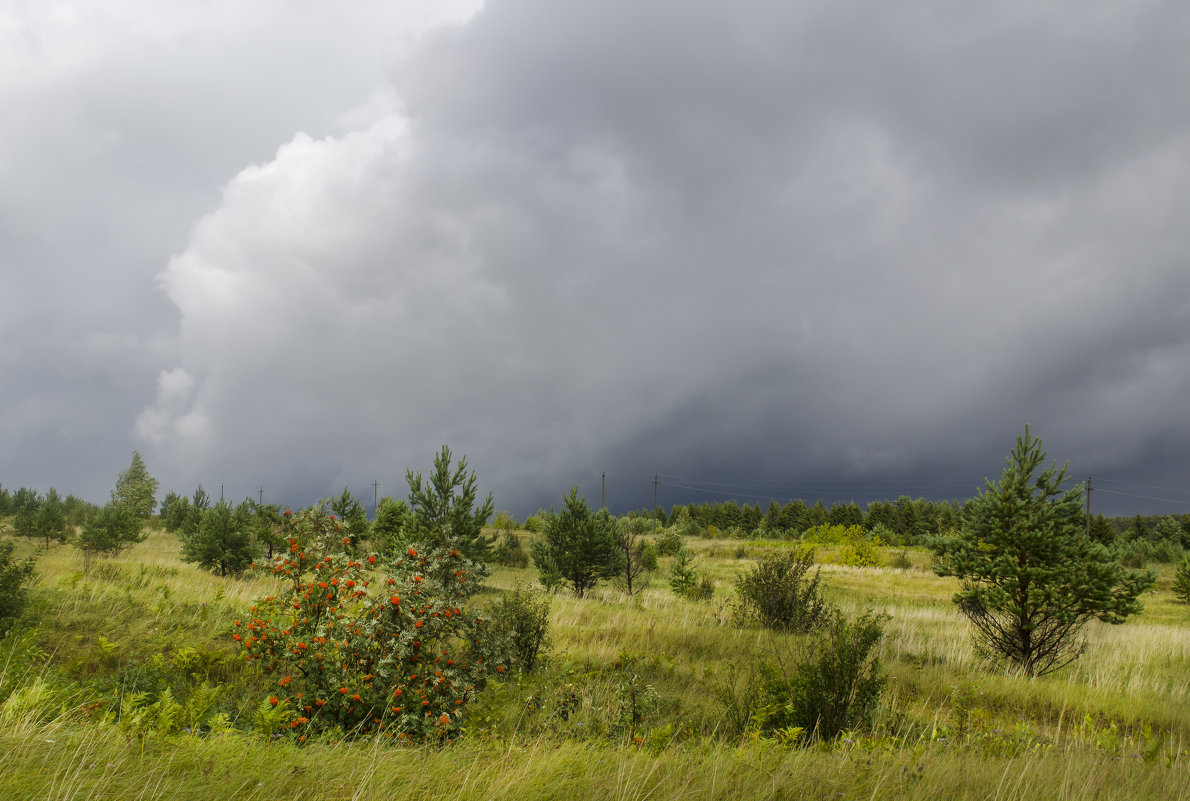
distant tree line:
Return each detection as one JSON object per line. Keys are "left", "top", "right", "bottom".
{"left": 614, "top": 497, "right": 1190, "bottom": 552}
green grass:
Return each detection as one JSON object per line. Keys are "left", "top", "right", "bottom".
{"left": 1, "top": 527, "right": 1189, "bottom": 799}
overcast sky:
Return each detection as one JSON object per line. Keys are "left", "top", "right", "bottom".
{"left": 3, "top": 0, "right": 1190, "bottom": 518}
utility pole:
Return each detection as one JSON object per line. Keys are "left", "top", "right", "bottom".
{"left": 258, "top": 486, "right": 264, "bottom": 504}
{"left": 601, "top": 472, "right": 606, "bottom": 509}
{"left": 373, "top": 481, "right": 380, "bottom": 520}
{"left": 221, "top": 484, "right": 224, "bottom": 502}
{"left": 1085, "top": 476, "right": 1092, "bottom": 538}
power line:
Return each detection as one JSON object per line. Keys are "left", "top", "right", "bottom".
{"left": 1091, "top": 487, "right": 1190, "bottom": 507}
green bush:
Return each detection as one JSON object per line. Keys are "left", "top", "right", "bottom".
{"left": 1151, "top": 539, "right": 1183, "bottom": 564}
{"left": 835, "top": 528, "right": 885, "bottom": 568}
{"left": 1117, "top": 539, "right": 1153, "bottom": 568}
{"left": 0, "top": 541, "right": 37, "bottom": 638}
{"left": 489, "top": 586, "right": 551, "bottom": 672}
{"left": 655, "top": 527, "right": 684, "bottom": 557}
{"left": 755, "top": 611, "right": 887, "bottom": 742}
{"left": 733, "top": 547, "right": 832, "bottom": 633}
{"left": 689, "top": 574, "right": 715, "bottom": 601}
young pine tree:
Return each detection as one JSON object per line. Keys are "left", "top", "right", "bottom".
{"left": 404, "top": 446, "right": 495, "bottom": 560}
{"left": 530, "top": 487, "right": 624, "bottom": 598}
{"left": 182, "top": 499, "right": 254, "bottom": 577}
{"left": 931, "top": 427, "right": 1155, "bottom": 677}
{"left": 112, "top": 450, "right": 160, "bottom": 520}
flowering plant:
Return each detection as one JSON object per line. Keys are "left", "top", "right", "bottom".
{"left": 235, "top": 503, "right": 508, "bottom": 741}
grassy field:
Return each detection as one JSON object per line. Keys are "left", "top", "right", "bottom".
{"left": 1, "top": 527, "right": 1188, "bottom": 800}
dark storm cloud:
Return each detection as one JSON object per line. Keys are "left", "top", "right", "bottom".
{"left": 4, "top": 0, "right": 1190, "bottom": 516}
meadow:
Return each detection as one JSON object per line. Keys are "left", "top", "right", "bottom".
{"left": 1, "top": 527, "right": 1188, "bottom": 800}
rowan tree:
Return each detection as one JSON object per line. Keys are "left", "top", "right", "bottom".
{"left": 931, "top": 427, "right": 1155, "bottom": 677}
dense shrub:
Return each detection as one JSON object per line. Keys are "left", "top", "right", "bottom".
{"left": 733, "top": 547, "right": 832, "bottom": 633}
{"left": 888, "top": 549, "right": 913, "bottom": 570}
{"left": 835, "top": 527, "right": 885, "bottom": 568}
{"left": 654, "top": 527, "right": 684, "bottom": 557}
{"left": 755, "top": 611, "right": 887, "bottom": 742}
{"left": 488, "top": 586, "right": 551, "bottom": 672}
{"left": 1117, "top": 539, "right": 1147, "bottom": 568}
{"left": 802, "top": 524, "right": 864, "bottom": 546}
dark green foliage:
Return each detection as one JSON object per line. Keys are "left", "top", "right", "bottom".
{"left": 828, "top": 502, "right": 864, "bottom": 528}
{"left": 932, "top": 427, "right": 1156, "bottom": 677}
{"left": 1088, "top": 513, "right": 1117, "bottom": 547}
{"left": 330, "top": 487, "right": 369, "bottom": 548}
{"left": 489, "top": 586, "right": 551, "bottom": 672}
{"left": 1117, "top": 539, "right": 1151, "bottom": 568}
{"left": 405, "top": 446, "right": 495, "bottom": 560}
{"left": 11, "top": 495, "right": 39, "bottom": 540}
{"left": 159, "top": 491, "right": 189, "bottom": 532}
{"left": 0, "top": 484, "right": 9, "bottom": 516}
{"left": 733, "top": 547, "right": 832, "bottom": 633}
{"left": 756, "top": 612, "right": 887, "bottom": 742}
{"left": 179, "top": 486, "right": 211, "bottom": 542}
{"left": 36, "top": 488, "right": 68, "bottom": 547}
{"left": 0, "top": 540, "right": 37, "bottom": 638}
{"left": 530, "top": 487, "right": 624, "bottom": 598}
{"left": 78, "top": 502, "right": 144, "bottom": 560}
{"left": 248, "top": 501, "right": 284, "bottom": 559}
{"left": 112, "top": 450, "right": 159, "bottom": 519}
{"left": 1154, "top": 516, "right": 1185, "bottom": 547}
{"left": 10, "top": 487, "right": 39, "bottom": 517}
{"left": 1173, "top": 557, "right": 1190, "bottom": 605}
{"left": 639, "top": 540, "right": 659, "bottom": 573}
{"left": 668, "top": 548, "right": 700, "bottom": 597}
{"left": 371, "top": 497, "right": 409, "bottom": 555}
{"left": 181, "top": 500, "right": 254, "bottom": 577}
{"left": 63, "top": 494, "right": 93, "bottom": 529}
